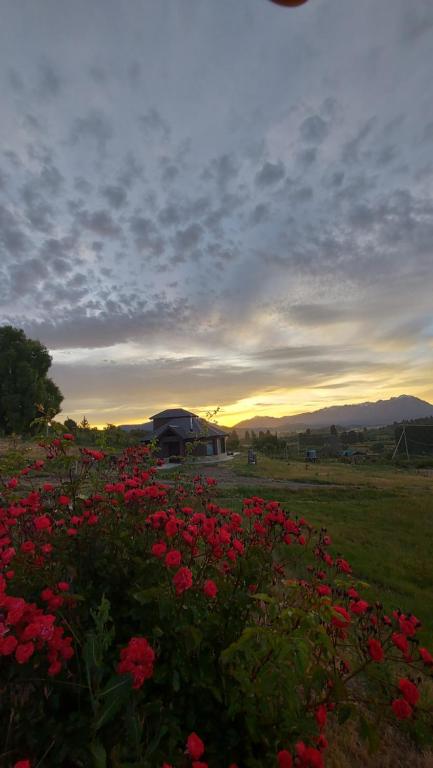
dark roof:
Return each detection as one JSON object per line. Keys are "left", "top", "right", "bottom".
{"left": 151, "top": 408, "right": 198, "bottom": 420}
{"left": 153, "top": 417, "right": 228, "bottom": 440}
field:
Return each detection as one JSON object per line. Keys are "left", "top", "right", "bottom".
{"left": 195, "top": 452, "right": 433, "bottom": 644}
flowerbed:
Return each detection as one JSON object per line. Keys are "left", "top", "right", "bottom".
{"left": 0, "top": 437, "right": 432, "bottom": 767}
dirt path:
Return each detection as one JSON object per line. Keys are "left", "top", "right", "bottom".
{"left": 161, "top": 462, "right": 345, "bottom": 490}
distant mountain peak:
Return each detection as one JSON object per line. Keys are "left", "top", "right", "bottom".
{"left": 233, "top": 395, "right": 433, "bottom": 431}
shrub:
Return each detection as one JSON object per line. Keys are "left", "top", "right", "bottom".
{"left": 0, "top": 437, "right": 432, "bottom": 767}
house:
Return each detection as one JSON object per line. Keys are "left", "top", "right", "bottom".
{"left": 141, "top": 408, "right": 228, "bottom": 460}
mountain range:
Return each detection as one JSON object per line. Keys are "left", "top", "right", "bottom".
{"left": 232, "top": 395, "right": 433, "bottom": 432}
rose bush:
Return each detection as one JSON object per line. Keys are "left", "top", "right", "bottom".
{"left": 0, "top": 436, "right": 432, "bottom": 767}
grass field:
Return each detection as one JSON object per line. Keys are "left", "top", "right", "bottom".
{"left": 217, "top": 452, "right": 433, "bottom": 644}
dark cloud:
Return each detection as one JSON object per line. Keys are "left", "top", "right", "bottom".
{"left": 255, "top": 161, "right": 285, "bottom": 187}
{"left": 78, "top": 209, "right": 122, "bottom": 238}
{"left": 129, "top": 214, "right": 164, "bottom": 256}
{"left": 342, "top": 118, "right": 376, "bottom": 165}
{"left": 70, "top": 110, "right": 113, "bottom": 156}
{"left": 204, "top": 154, "right": 239, "bottom": 189}
{"left": 101, "top": 184, "right": 128, "bottom": 209}
{"left": 249, "top": 203, "right": 270, "bottom": 225}
{"left": 117, "top": 152, "right": 144, "bottom": 189}
{"left": 0, "top": 204, "right": 28, "bottom": 257}
{"left": 300, "top": 115, "right": 329, "bottom": 144}
{"left": 173, "top": 223, "right": 203, "bottom": 252}
{"left": 138, "top": 109, "right": 170, "bottom": 141}
{"left": 36, "top": 60, "right": 62, "bottom": 100}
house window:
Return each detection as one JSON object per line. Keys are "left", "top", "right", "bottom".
{"left": 206, "top": 440, "right": 214, "bottom": 456}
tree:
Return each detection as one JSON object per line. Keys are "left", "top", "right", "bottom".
{"left": 0, "top": 326, "right": 63, "bottom": 435}
{"left": 330, "top": 424, "right": 338, "bottom": 436}
{"left": 64, "top": 418, "right": 78, "bottom": 435}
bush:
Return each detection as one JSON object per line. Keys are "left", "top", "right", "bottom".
{"left": 0, "top": 437, "right": 432, "bottom": 767}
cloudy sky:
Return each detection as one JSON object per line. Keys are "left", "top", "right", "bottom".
{"left": 1, "top": 0, "right": 433, "bottom": 427}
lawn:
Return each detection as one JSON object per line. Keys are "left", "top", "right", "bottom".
{"left": 217, "top": 454, "right": 433, "bottom": 643}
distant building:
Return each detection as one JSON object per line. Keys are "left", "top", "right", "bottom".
{"left": 141, "top": 408, "right": 228, "bottom": 459}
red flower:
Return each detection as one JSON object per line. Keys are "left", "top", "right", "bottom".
{"left": 15, "top": 642, "right": 35, "bottom": 664}
{"left": 34, "top": 515, "right": 52, "bottom": 532}
{"left": 419, "top": 647, "right": 433, "bottom": 666}
{"left": 391, "top": 698, "right": 413, "bottom": 720}
{"left": 151, "top": 542, "right": 167, "bottom": 559}
{"left": 316, "top": 585, "right": 331, "bottom": 597}
{"left": 398, "top": 678, "right": 419, "bottom": 706}
{"left": 186, "top": 732, "right": 205, "bottom": 760}
{"left": 173, "top": 567, "right": 193, "bottom": 596}
{"left": 0, "top": 635, "right": 18, "bottom": 655}
{"left": 331, "top": 605, "right": 351, "bottom": 629}
{"left": 392, "top": 632, "right": 409, "bottom": 655}
{"left": 58, "top": 495, "right": 71, "bottom": 506}
{"left": 117, "top": 637, "right": 155, "bottom": 690}
{"left": 165, "top": 550, "right": 182, "bottom": 568}
{"left": 277, "top": 749, "right": 293, "bottom": 767}
{"left": 349, "top": 600, "right": 369, "bottom": 615}
{"left": 399, "top": 615, "right": 417, "bottom": 637}
{"left": 367, "top": 638, "right": 384, "bottom": 662}
{"left": 14, "top": 761, "right": 31, "bottom": 768}
{"left": 192, "top": 763, "right": 208, "bottom": 768}
{"left": 315, "top": 704, "right": 327, "bottom": 730}
{"left": 295, "top": 742, "right": 324, "bottom": 768}
{"left": 203, "top": 579, "right": 218, "bottom": 599}
{"left": 63, "top": 433, "right": 75, "bottom": 441}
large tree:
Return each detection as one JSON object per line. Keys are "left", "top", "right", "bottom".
{"left": 0, "top": 326, "right": 63, "bottom": 435}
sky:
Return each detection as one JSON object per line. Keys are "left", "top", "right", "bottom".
{"left": 1, "top": 0, "right": 433, "bottom": 428}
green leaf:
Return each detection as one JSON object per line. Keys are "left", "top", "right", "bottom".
{"left": 94, "top": 675, "right": 132, "bottom": 731}
{"left": 359, "top": 715, "right": 380, "bottom": 753}
{"left": 132, "top": 587, "right": 161, "bottom": 605}
{"left": 90, "top": 740, "right": 107, "bottom": 768}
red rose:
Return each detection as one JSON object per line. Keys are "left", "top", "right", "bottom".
{"left": 15, "top": 642, "right": 35, "bottom": 664}
{"left": 398, "top": 678, "right": 419, "bottom": 706}
{"left": 367, "top": 638, "right": 384, "bottom": 662}
{"left": 173, "top": 567, "right": 193, "bottom": 596}
{"left": 203, "top": 579, "right": 218, "bottom": 599}
{"left": 419, "top": 647, "right": 433, "bottom": 666}
{"left": 165, "top": 550, "right": 182, "bottom": 568}
{"left": 331, "top": 605, "right": 351, "bottom": 629}
{"left": 277, "top": 751, "right": 293, "bottom": 768}
{"left": 315, "top": 704, "right": 327, "bottom": 730}
{"left": 186, "top": 732, "right": 205, "bottom": 760}
{"left": 391, "top": 698, "right": 413, "bottom": 720}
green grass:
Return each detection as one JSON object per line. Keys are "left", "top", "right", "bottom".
{"left": 230, "top": 451, "right": 433, "bottom": 491}
{"left": 217, "top": 483, "right": 433, "bottom": 644}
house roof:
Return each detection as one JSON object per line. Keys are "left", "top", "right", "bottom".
{"left": 151, "top": 408, "right": 198, "bottom": 420}
{"left": 153, "top": 417, "right": 228, "bottom": 440}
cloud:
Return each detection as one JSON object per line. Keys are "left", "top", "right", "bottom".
{"left": 138, "top": 109, "right": 171, "bottom": 141}
{"left": 255, "top": 161, "right": 285, "bottom": 187}
{"left": 36, "top": 60, "right": 63, "bottom": 100}
{"left": 70, "top": 110, "right": 113, "bottom": 156}
{"left": 300, "top": 115, "right": 329, "bottom": 144}
{"left": 0, "top": 204, "right": 29, "bottom": 257}
{"left": 100, "top": 184, "right": 128, "bottom": 209}
{"left": 78, "top": 209, "right": 122, "bottom": 238}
